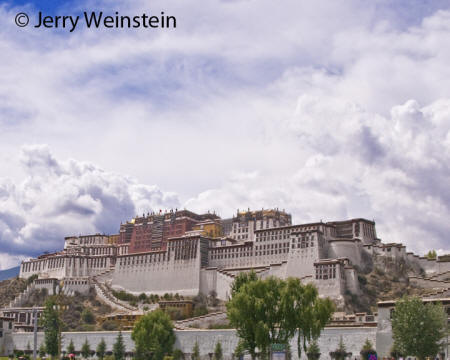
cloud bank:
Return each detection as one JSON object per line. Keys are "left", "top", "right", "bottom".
{"left": 0, "top": 145, "right": 179, "bottom": 268}
{"left": 1, "top": 1, "right": 450, "bottom": 267}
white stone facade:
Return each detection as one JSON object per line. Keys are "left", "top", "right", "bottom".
{"left": 4, "top": 327, "right": 377, "bottom": 360}
{"left": 17, "top": 216, "right": 450, "bottom": 305}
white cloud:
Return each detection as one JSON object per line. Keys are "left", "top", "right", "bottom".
{"left": 0, "top": 145, "right": 179, "bottom": 258}
{"left": 186, "top": 95, "right": 450, "bottom": 256}
{"left": 0, "top": 253, "right": 27, "bottom": 271}
{"left": 1, "top": 1, "right": 450, "bottom": 266}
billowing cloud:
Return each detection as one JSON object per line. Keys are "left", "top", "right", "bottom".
{"left": 186, "top": 96, "right": 450, "bottom": 255}
{"left": 0, "top": 145, "right": 179, "bottom": 258}
{"left": 1, "top": 1, "right": 450, "bottom": 267}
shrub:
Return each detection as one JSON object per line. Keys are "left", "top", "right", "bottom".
{"left": 306, "top": 340, "right": 320, "bottom": 360}
{"left": 360, "top": 339, "right": 376, "bottom": 360}
{"left": 193, "top": 306, "right": 208, "bottom": 317}
{"left": 172, "top": 349, "right": 184, "bottom": 360}
{"left": 81, "top": 308, "right": 95, "bottom": 324}
{"left": 357, "top": 275, "right": 367, "bottom": 285}
{"left": 101, "top": 320, "right": 119, "bottom": 331}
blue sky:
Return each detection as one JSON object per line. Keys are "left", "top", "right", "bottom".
{"left": 0, "top": 0, "right": 450, "bottom": 268}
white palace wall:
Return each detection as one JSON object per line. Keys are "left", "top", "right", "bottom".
{"left": 7, "top": 327, "right": 377, "bottom": 360}
{"left": 20, "top": 256, "right": 112, "bottom": 280}
{"left": 112, "top": 238, "right": 204, "bottom": 296}
{"left": 328, "top": 240, "right": 362, "bottom": 269}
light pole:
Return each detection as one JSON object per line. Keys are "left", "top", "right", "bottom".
{"left": 32, "top": 307, "right": 38, "bottom": 360}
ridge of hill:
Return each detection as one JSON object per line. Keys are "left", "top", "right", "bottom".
{"left": 0, "top": 266, "right": 20, "bottom": 281}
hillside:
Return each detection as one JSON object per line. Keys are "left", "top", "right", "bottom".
{"left": 0, "top": 277, "right": 27, "bottom": 307}
{"left": 345, "top": 255, "right": 431, "bottom": 313}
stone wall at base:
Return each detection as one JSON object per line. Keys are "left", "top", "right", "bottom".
{"left": 8, "top": 327, "right": 377, "bottom": 360}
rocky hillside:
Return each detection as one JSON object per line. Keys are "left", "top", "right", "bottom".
{"left": 345, "top": 255, "right": 430, "bottom": 313}
{"left": 0, "top": 277, "right": 27, "bottom": 307}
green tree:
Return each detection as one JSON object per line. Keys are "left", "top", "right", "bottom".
{"left": 392, "top": 296, "right": 446, "bottom": 360}
{"left": 227, "top": 276, "right": 333, "bottom": 360}
{"left": 426, "top": 250, "right": 437, "bottom": 260}
{"left": 213, "top": 342, "right": 223, "bottom": 360}
{"left": 282, "top": 279, "right": 334, "bottom": 359}
{"left": 360, "top": 339, "right": 376, "bottom": 360}
{"left": 131, "top": 310, "right": 175, "bottom": 360}
{"left": 230, "top": 271, "right": 258, "bottom": 297}
{"left": 38, "top": 343, "right": 46, "bottom": 358}
{"left": 191, "top": 342, "right": 200, "bottom": 360}
{"left": 81, "top": 339, "right": 91, "bottom": 359}
{"left": 113, "top": 331, "right": 125, "bottom": 360}
{"left": 41, "top": 298, "right": 62, "bottom": 359}
{"left": 227, "top": 276, "right": 281, "bottom": 359}
{"left": 81, "top": 308, "right": 96, "bottom": 324}
{"left": 306, "top": 340, "right": 320, "bottom": 360}
{"left": 233, "top": 341, "right": 245, "bottom": 360}
{"left": 172, "top": 349, "right": 184, "bottom": 360}
{"left": 67, "top": 339, "right": 75, "bottom": 354}
{"left": 96, "top": 338, "right": 106, "bottom": 360}
{"left": 329, "top": 337, "right": 351, "bottom": 360}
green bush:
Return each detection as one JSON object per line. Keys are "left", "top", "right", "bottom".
{"left": 193, "top": 306, "right": 208, "bottom": 317}
{"left": 101, "top": 320, "right": 119, "bottom": 331}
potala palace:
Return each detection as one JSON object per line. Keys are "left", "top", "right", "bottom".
{"left": 17, "top": 208, "right": 450, "bottom": 306}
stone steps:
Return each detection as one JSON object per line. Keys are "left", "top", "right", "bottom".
{"left": 8, "top": 283, "right": 35, "bottom": 308}
{"left": 92, "top": 277, "right": 137, "bottom": 312}
{"left": 428, "top": 270, "right": 450, "bottom": 281}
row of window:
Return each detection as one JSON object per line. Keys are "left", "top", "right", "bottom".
{"left": 315, "top": 264, "right": 340, "bottom": 280}
{"left": 256, "top": 242, "right": 289, "bottom": 250}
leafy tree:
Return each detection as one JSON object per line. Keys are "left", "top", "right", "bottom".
{"left": 131, "top": 310, "right": 175, "bottom": 360}
{"left": 96, "top": 338, "right": 106, "bottom": 360}
{"left": 113, "top": 331, "right": 125, "bottom": 360}
{"left": 81, "top": 339, "right": 91, "bottom": 359}
{"left": 426, "top": 250, "right": 437, "bottom": 260}
{"left": 39, "top": 343, "right": 46, "bottom": 358}
{"left": 213, "top": 342, "right": 223, "bottom": 360}
{"left": 41, "top": 298, "right": 62, "bottom": 359}
{"left": 282, "top": 279, "right": 334, "bottom": 359}
{"left": 67, "top": 339, "right": 75, "bottom": 354}
{"left": 392, "top": 296, "right": 446, "bottom": 360}
{"left": 227, "top": 276, "right": 283, "bottom": 359}
{"left": 230, "top": 271, "right": 258, "bottom": 297}
{"left": 81, "top": 308, "right": 96, "bottom": 324}
{"left": 191, "top": 342, "right": 200, "bottom": 360}
{"left": 228, "top": 276, "right": 333, "bottom": 360}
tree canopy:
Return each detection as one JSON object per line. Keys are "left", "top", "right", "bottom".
{"left": 213, "top": 342, "right": 223, "bottom": 360}
{"left": 81, "top": 339, "right": 91, "bottom": 359}
{"left": 230, "top": 270, "right": 258, "bottom": 297}
{"left": 227, "top": 275, "right": 334, "bottom": 360}
{"left": 41, "top": 298, "right": 62, "bottom": 358}
{"left": 113, "top": 331, "right": 125, "bottom": 360}
{"left": 392, "top": 296, "right": 446, "bottom": 360}
{"left": 131, "top": 309, "right": 175, "bottom": 360}
{"left": 67, "top": 339, "right": 75, "bottom": 354}
{"left": 191, "top": 341, "right": 200, "bottom": 360}
{"left": 96, "top": 338, "right": 106, "bottom": 360}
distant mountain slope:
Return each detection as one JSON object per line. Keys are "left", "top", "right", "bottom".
{"left": 0, "top": 266, "right": 20, "bottom": 281}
